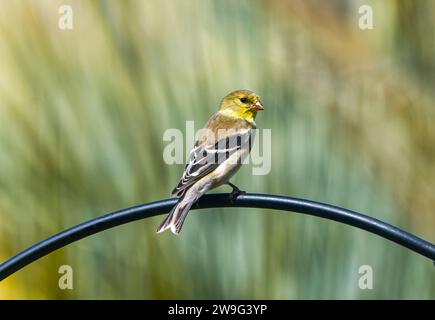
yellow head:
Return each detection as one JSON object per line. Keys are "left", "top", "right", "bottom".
{"left": 219, "top": 89, "right": 265, "bottom": 120}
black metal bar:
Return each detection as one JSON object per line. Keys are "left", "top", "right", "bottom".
{"left": 0, "top": 193, "right": 434, "bottom": 281}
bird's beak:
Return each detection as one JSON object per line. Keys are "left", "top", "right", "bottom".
{"left": 253, "top": 101, "right": 265, "bottom": 110}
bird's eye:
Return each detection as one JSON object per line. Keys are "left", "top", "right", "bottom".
{"left": 240, "top": 97, "right": 248, "bottom": 103}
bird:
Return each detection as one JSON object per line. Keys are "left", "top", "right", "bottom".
{"left": 156, "top": 89, "right": 265, "bottom": 234}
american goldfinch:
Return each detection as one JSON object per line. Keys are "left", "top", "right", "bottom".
{"left": 157, "top": 89, "right": 265, "bottom": 234}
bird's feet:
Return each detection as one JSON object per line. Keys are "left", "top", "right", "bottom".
{"left": 228, "top": 183, "right": 246, "bottom": 203}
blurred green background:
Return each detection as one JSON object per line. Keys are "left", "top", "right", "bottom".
{"left": 0, "top": 0, "right": 434, "bottom": 299}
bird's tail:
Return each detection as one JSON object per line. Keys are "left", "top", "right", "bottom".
{"left": 156, "top": 197, "right": 194, "bottom": 235}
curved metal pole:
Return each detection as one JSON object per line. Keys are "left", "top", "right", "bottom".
{"left": 0, "top": 193, "right": 434, "bottom": 281}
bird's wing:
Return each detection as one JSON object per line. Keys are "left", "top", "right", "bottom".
{"left": 171, "top": 127, "right": 254, "bottom": 197}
